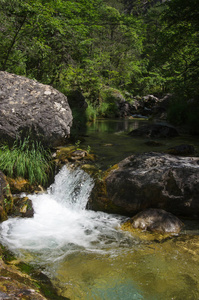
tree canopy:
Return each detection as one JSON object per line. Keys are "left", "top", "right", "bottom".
{"left": 0, "top": 0, "right": 199, "bottom": 128}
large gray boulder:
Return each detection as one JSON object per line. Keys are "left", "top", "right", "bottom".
{"left": 89, "top": 152, "right": 199, "bottom": 218}
{"left": 0, "top": 72, "right": 73, "bottom": 147}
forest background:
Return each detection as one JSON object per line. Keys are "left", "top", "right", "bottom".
{"left": 0, "top": 0, "right": 199, "bottom": 131}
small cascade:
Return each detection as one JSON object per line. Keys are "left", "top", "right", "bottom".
{"left": 0, "top": 165, "right": 127, "bottom": 262}
{"left": 47, "top": 165, "right": 94, "bottom": 210}
{"left": 0, "top": 163, "right": 198, "bottom": 299}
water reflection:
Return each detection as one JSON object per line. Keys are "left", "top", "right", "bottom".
{"left": 87, "top": 118, "right": 145, "bottom": 133}
{"left": 84, "top": 119, "right": 199, "bottom": 170}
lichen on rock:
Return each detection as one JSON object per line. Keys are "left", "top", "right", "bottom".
{"left": 0, "top": 71, "right": 73, "bottom": 148}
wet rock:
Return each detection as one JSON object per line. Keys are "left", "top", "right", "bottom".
{"left": 7, "top": 177, "right": 35, "bottom": 194}
{"left": 70, "top": 150, "right": 87, "bottom": 160}
{"left": 0, "top": 71, "right": 72, "bottom": 147}
{"left": 89, "top": 152, "right": 199, "bottom": 218}
{"left": 13, "top": 196, "right": 34, "bottom": 218}
{"left": 0, "top": 172, "right": 13, "bottom": 222}
{"left": 128, "top": 123, "right": 179, "bottom": 138}
{"left": 55, "top": 146, "right": 96, "bottom": 167}
{"left": 0, "top": 249, "right": 47, "bottom": 300}
{"left": 126, "top": 208, "right": 184, "bottom": 234}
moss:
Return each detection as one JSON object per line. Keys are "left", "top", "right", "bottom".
{"left": 7, "top": 177, "right": 36, "bottom": 194}
{"left": 121, "top": 220, "right": 174, "bottom": 242}
{"left": 12, "top": 196, "right": 34, "bottom": 218}
{"left": 0, "top": 206, "right": 8, "bottom": 222}
{"left": 88, "top": 168, "right": 123, "bottom": 214}
{"left": 81, "top": 164, "right": 98, "bottom": 175}
{"left": 16, "top": 262, "right": 68, "bottom": 300}
{"left": 0, "top": 244, "right": 69, "bottom": 300}
{"left": 103, "top": 163, "right": 119, "bottom": 180}
{"left": 0, "top": 174, "right": 14, "bottom": 221}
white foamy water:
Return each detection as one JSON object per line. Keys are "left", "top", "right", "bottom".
{"left": 0, "top": 166, "right": 127, "bottom": 262}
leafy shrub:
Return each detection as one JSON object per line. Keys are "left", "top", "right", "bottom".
{"left": 86, "top": 103, "right": 97, "bottom": 121}
{"left": 0, "top": 137, "right": 52, "bottom": 185}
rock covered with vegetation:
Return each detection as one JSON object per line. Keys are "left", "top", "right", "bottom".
{"left": 0, "top": 72, "right": 72, "bottom": 148}
{"left": 0, "top": 171, "right": 13, "bottom": 222}
{"left": 89, "top": 152, "right": 199, "bottom": 218}
{"left": 0, "top": 244, "right": 67, "bottom": 300}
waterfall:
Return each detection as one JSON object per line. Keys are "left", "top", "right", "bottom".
{"left": 0, "top": 165, "right": 127, "bottom": 262}
{"left": 47, "top": 165, "right": 94, "bottom": 210}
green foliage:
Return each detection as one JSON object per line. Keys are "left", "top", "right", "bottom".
{"left": 75, "top": 140, "right": 81, "bottom": 150}
{"left": 0, "top": 0, "right": 145, "bottom": 92}
{"left": 0, "top": 0, "right": 198, "bottom": 133}
{"left": 87, "top": 145, "right": 91, "bottom": 154}
{"left": 97, "top": 102, "right": 111, "bottom": 118}
{"left": 144, "top": 0, "right": 199, "bottom": 98}
{"left": 86, "top": 103, "right": 97, "bottom": 122}
{"left": 0, "top": 137, "right": 52, "bottom": 185}
{"left": 97, "top": 88, "right": 121, "bottom": 117}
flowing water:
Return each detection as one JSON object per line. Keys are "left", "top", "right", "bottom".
{"left": 0, "top": 166, "right": 199, "bottom": 299}
{"left": 1, "top": 119, "right": 199, "bottom": 299}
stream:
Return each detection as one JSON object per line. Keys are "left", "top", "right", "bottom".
{"left": 0, "top": 119, "right": 199, "bottom": 299}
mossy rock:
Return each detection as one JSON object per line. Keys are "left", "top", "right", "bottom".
{"left": 0, "top": 244, "right": 68, "bottom": 300}
{"left": 0, "top": 171, "right": 13, "bottom": 221}
{"left": 7, "top": 177, "right": 36, "bottom": 194}
{"left": 12, "top": 196, "right": 34, "bottom": 218}
{"left": 81, "top": 164, "right": 98, "bottom": 175}
{"left": 55, "top": 146, "right": 96, "bottom": 165}
{"left": 121, "top": 219, "right": 174, "bottom": 242}
{"left": 0, "top": 246, "right": 46, "bottom": 299}
{"left": 87, "top": 164, "right": 125, "bottom": 214}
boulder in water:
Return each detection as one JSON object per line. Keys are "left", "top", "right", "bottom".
{"left": 127, "top": 208, "right": 184, "bottom": 234}
{"left": 89, "top": 152, "right": 199, "bottom": 218}
{"left": 128, "top": 123, "right": 179, "bottom": 138}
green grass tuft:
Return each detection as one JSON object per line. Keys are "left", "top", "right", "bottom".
{"left": 0, "top": 137, "right": 52, "bottom": 185}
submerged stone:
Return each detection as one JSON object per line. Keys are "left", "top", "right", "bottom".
{"left": 126, "top": 208, "right": 184, "bottom": 234}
